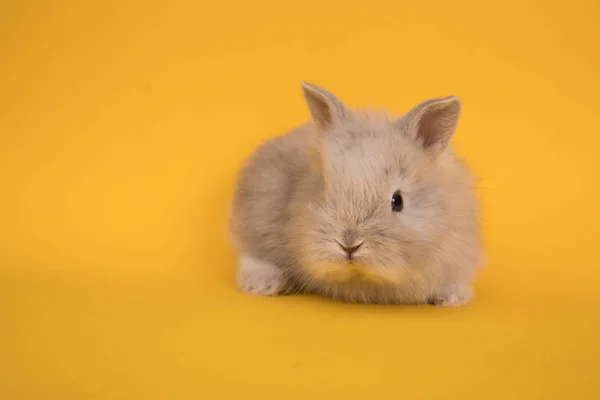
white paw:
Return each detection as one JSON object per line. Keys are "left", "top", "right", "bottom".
{"left": 429, "top": 284, "right": 473, "bottom": 307}
{"left": 236, "top": 255, "right": 287, "bottom": 296}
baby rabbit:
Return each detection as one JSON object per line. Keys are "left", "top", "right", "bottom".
{"left": 229, "top": 82, "right": 483, "bottom": 306}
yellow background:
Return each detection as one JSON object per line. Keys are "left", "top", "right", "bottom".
{"left": 1, "top": 0, "right": 599, "bottom": 398}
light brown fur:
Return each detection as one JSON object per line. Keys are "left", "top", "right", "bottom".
{"left": 229, "top": 83, "right": 484, "bottom": 306}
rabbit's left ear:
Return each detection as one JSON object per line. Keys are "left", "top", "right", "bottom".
{"left": 401, "top": 96, "right": 461, "bottom": 154}
{"left": 301, "top": 82, "right": 349, "bottom": 134}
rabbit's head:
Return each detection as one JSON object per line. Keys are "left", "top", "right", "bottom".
{"left": 292, "top": 82, "right": 476, "bottom": 285}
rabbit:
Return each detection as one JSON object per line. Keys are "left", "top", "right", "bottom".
{"left": 228, "top": 82, "right": 484, "bottom": 306}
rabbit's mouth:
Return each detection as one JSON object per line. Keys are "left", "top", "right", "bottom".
{"left": 304, "top": 261, "right": 392, "bottom": 285}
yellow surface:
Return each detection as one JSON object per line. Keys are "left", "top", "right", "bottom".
{"left": 1, "top": 0, "right": 599, "bottom": 398}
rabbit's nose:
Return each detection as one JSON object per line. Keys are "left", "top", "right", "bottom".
{"left": 336, "top": 240, "right": 364, "bottom": 259}
{"left": 340, "top": 242, "right": 363, "bottom": 255}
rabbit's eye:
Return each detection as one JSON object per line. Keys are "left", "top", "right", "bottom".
{"left": 391, "top": 190, "right": 403, "bottom": 212}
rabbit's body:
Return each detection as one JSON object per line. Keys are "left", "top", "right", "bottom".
{"left": 229, "top": 83, "right": 484, "bottom": 306}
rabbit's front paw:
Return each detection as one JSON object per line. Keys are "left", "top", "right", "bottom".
{"left": 429, "top": 284, "right": 473, "bottom": 307}
{"left": 236, "top": 255, "right": 287, "bottom": 296}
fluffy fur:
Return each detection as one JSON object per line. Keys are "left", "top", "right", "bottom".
{"left": 229, "top": 82, "right": 484, "bottom": 306}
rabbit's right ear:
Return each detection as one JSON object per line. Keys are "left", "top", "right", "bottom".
{"left": 400, "top": 96, "right": 461, "bottom": 155}
{"left": 301, "top": 82, "right": 348, "bottom": 133}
